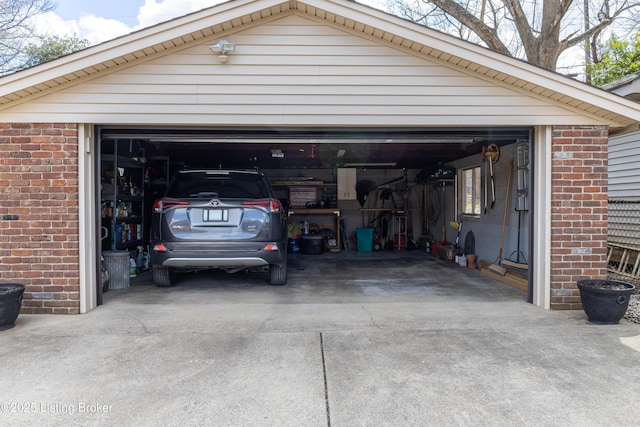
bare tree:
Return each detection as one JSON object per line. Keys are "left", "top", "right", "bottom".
{"left": 1, "top": 0, "right": 55, "bottom": 75}
{"left": 384, "top": 0, "right": 640, "bottom": 71}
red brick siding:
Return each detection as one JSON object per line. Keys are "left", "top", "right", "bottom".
{"left": 550, "top": 125, "right": 608, "bottom": 310}
{"left": 0, "top": 123, "right": 80, "bottom": 314}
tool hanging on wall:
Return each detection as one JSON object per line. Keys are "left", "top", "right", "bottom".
{"left": 488, "top": 156, "right": 514, "bottom": 275}
{"left": 483, "top": 154, "right": 488, "bottom": 214}
{"left": 481, "top": 143, "right": 500, "bottom": 212}
{"left": 507, "top": 141, "right": 529, "bottom": 269}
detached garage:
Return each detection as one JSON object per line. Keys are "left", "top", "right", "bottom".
{"left": 1, "top": 0, "right": 639, "bottom": 314}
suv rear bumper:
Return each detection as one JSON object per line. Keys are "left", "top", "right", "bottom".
{"left": 149, "top": 242, "right": 286, "bottom": 269}
{"left": 161, "top": 257, "right": 270, "bottom": 268}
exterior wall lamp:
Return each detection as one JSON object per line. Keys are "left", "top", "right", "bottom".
{"left": 209, "top": 39, "right": 236, "bottom": 63}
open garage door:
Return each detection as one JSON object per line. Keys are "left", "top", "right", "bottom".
{"left": 96, "top": 126, "right": 533, "bottom": 303}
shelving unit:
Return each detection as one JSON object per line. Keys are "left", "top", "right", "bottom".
{"left": 288, "top": 208, "right": 342, "bottom": 250}
{"left": 146, "top": 156, "right": 170, "bottom": 200}
{"left": 100, "top": 141, "right": 145, "bottom": 251}
{"left": 270, "top": 178, "right": 341, "bottom": 251}
{"left": 142, "top": 156, "right": 171, "bottom": 249}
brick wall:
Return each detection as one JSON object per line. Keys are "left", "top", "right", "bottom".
{"left": 550, "top": 125, "right": 609, "bottom": 310}
{"left": 0, "top": 123, "right": 80, "bottom": 314}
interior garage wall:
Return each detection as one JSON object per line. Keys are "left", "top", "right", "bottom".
{"left": 445, "top": 142, "right": 529, "bottom": 268}
{"left": 264, "top": 167, "right": 424, "bottom": 243}
{"left": 0, "top": 123, "right": 81, "bottom": 314}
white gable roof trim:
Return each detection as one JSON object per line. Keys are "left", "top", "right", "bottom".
{"left": 1, "top": 0, "right": 639, "bottom": 128}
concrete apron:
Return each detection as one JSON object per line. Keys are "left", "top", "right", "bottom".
{"left": 2, "top": 251, "right": 640, "bottom": 426}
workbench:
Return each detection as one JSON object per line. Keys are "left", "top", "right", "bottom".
{"left": 287, "top": 208, "right": 341, "bottom": 251}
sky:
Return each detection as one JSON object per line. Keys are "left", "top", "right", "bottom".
{"left": 37, "top": 0, "right": 386, "bottom": 45}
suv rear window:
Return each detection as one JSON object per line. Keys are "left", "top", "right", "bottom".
{"left": 166, "top": 171, "right": 270, "bottom": 199}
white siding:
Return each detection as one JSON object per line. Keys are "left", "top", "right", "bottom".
{"left": 609, "top": 130, "right": 640, "bottom": 201}
{"left": 0, "top": 15, "right": 598, "bottom": 126}
{"left": 608, "top": 201, "right": 640, "bottom": 250}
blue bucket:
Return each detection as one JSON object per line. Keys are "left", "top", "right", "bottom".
{"left": 287, "top": 237, "right": 301, "bottom": 254}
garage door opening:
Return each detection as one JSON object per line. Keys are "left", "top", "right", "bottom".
{"left": 96, "top": 126, "right": 533, "bottom": 303}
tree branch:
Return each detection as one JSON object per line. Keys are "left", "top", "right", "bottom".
{"left": 503, "top": 0, "right": 534, "bottom": 42}
{"left": 562, "top": 1, "right": 640, "bottom": 49}
{"left": 427, "top": 0, "right": 511, "bottom": 54}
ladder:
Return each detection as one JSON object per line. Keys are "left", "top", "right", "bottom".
{"left": 607, "top": 245, "right": 640, "bottom": 280}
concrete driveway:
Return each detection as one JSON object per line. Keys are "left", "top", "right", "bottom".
{"left": 2, "top": 251, "right": 640, "bottom": 426}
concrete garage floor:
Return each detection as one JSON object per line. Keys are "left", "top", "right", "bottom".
{"left": 3, "top": 251, "right": 640, "bottom": 426}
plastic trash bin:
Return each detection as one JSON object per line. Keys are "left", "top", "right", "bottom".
{"left": 356, "top": 227, "right": 374, "bottom": 252}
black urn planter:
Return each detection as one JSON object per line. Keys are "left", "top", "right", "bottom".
{"left": 0, "top": 283, "right": 25, "bottom": 331}
{"left": 577, "top": 279, "right": 635, "bottom": 324}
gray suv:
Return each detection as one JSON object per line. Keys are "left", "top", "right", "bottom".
{"left": 149, "top": 169, "right": 288, "bottom": 286}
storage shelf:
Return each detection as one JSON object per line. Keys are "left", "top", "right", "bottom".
{"left": 114, "top": 216, "right": 143, "bottom": 224}
{"left": 102, "top": 154, "right": 145, "bottom": 168}
{"left": 287, "top": 208, "right": 341, "bottom": 251}
{"left": 115, "top": 240, "right": 142, "bottom": 251}
{"left": 288, "top": 208, "right": 340, "bottom": 215}
{"left": 103, "top": 195, "right": 143, "bottom": 202}
{"left": 101, "top": 140, "right": 146, "bottom": 252}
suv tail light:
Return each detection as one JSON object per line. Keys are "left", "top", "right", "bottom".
{"left": 242, "top": 199, "right": 282, "bottom": 213}
{"left": 152, "top": 243, "right": 168, "bottom": 252}
{"left": 153, "top": 199, "right": 190, "bottom": 212}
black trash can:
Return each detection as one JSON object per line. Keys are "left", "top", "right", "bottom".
{"left": 301, "top": 234, "right": 324, "bottom": 255}
{"left": 0, "top": 283, "right": 25, "bottom": 331}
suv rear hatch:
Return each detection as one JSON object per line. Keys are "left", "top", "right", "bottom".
{"left": 153, "top": 170, "right": 281, "bottom": 243}
{"left": 154, "top": 197, "right": 282, "bottom": 242}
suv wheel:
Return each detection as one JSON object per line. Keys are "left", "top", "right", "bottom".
{"left": 153, "top": 265, "right": 175, "bottom": 287}
{"left": 269, "top": 260, "right": 287, "bottom": 286}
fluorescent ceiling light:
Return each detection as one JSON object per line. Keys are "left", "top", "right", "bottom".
{"left": 270, "top": 149, "right": 284, "bottom": 158}
{"left": 344, "top": 162, "right": 397, "bottom": 167}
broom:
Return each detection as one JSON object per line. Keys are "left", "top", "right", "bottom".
{"left": 488, "top": 157, "right": 514, "bottom": 276}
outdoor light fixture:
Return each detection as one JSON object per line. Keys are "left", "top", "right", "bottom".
{"left": 209, "top": 39, "right": 236, "bottom": 63}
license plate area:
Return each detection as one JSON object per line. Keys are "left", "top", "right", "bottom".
{"left": 203, "top": 209, "right": 229, "bottom": 222}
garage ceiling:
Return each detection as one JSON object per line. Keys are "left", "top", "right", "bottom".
{"left": 101, "top": 127, "right": 531, "bottom": 170}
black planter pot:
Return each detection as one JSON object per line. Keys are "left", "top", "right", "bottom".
{"left": 0, "top": 283, "right": 25, "bottom": 331}
{"left": 577, "top": 279, "right": 635, "bottom": 324}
